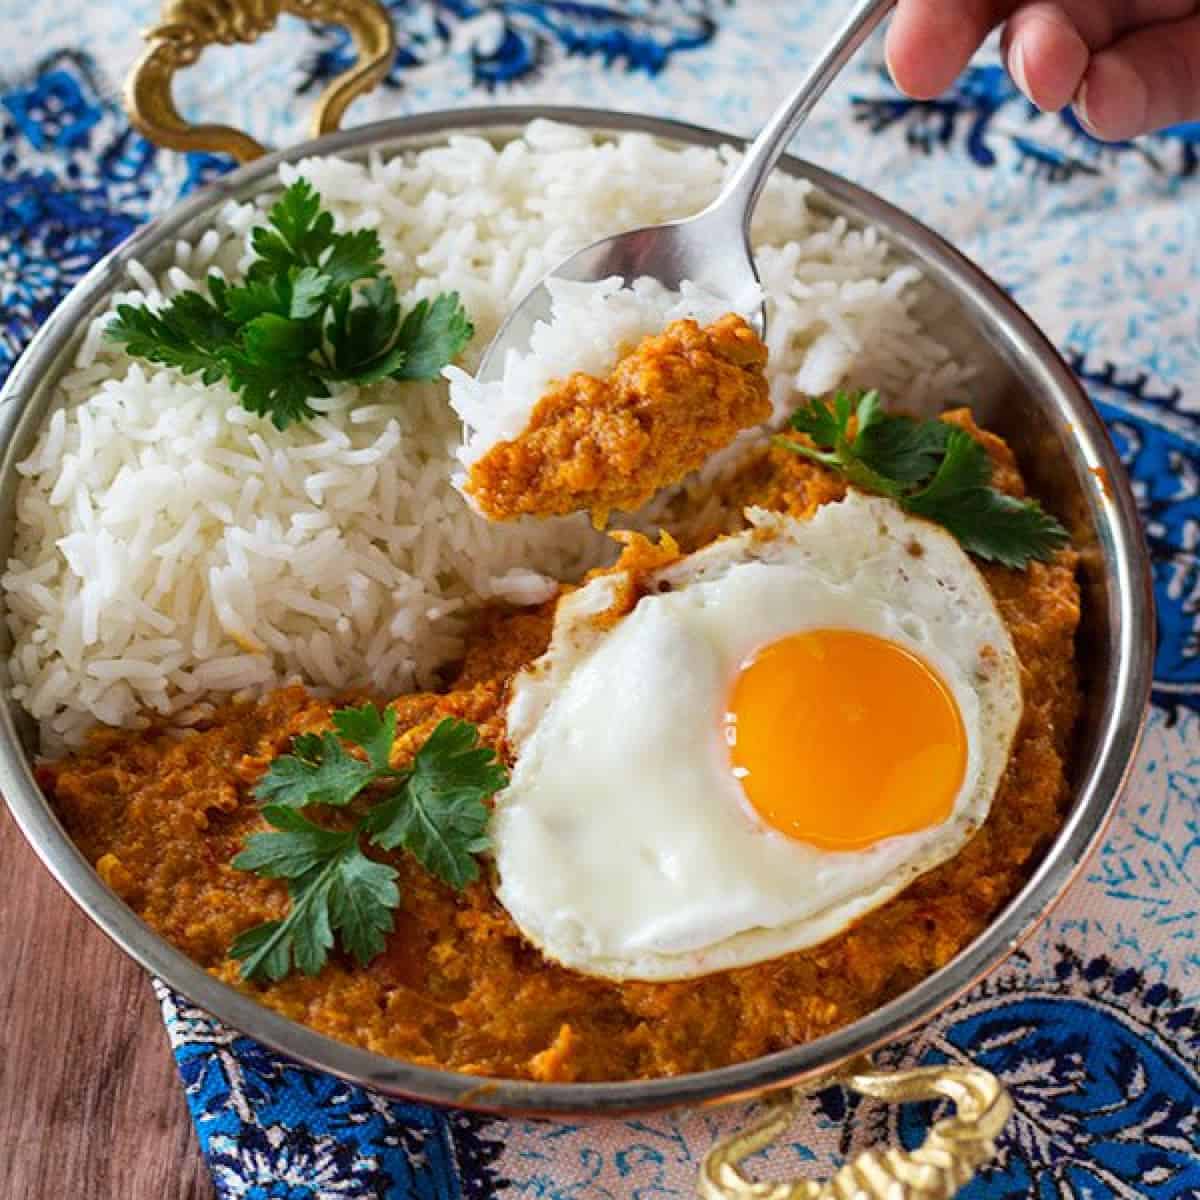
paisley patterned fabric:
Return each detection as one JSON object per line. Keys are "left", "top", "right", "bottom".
{"left": 2, "top": 3, "right": 1197, "bottom": 1196}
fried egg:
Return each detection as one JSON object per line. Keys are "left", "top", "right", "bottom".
{"left": 491, "top": 492, "right": 1022, "bottom": 981}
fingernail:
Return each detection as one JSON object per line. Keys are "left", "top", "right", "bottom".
{"left": 1008, "top": 39, "right": 1033, "bottom": 103}
{"left": 1075, "top": 79, "right": 1097, "bottom": 134}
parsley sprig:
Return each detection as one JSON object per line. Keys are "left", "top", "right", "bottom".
{"left": 774, "top": 391, "right": 1069, "bottom": 568}
{"left": 107, "top": 180, "right": 474, "bottom": 430}
{"left": 230, "top": 703, "right": 506, "bottom": 983}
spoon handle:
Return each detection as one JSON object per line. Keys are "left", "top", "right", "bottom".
{"left": 715, "top": 0, "right": 899, "bottom": 227}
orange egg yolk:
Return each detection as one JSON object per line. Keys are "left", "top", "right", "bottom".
{"left": 724, "top": 628, "right": 967, "bottom": 851}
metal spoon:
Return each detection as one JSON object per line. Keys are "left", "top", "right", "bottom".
{"left": 476, "top": 0, "right": 897, "bottom": 383}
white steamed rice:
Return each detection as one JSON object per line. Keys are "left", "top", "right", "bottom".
{"left": 3, "top": 120, "right": 974, "bottom": 754}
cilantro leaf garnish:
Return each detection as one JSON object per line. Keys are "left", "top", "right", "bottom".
{"left": 319, "top": 228, "right": 384, "bottom": 292}
{"left": 229, "top": 807, "right": 398, "bottom": 981}
{"left": 221, "top": 346, "right": 329, "bottom": 428}
{"left": 911, "top": 485, "right": 1072, "bottom": 567}
{"left": 106, "top": 290, "right": 237, "bottom": 383}
{"left": 106, "top": 179, "right": 474, "bottom": 430}
{"left": 231, "top": 705, "right": 506, "bottom": 982}
{"left": 253, "top": 729, "right": 376, "bottom": 810}
{"left": 324, "top": 275, "right": 404, "bottom": 379}
{"left": 331, "top": 702, "right": 397, "bottom": 773}
{"left": 366, "top": 718, "right": 506, "bottom": 889}
{"left": 248, "top": 179, "right": 340, "bottom": 276}
{"left": 774, "top": 391, "right": 1069, "bottom": 568}
{"left": 855, "top": 409, "right": 954, "bottom": 484}
{"left": 385, "top": 293, "right": 478, "bottom": 382}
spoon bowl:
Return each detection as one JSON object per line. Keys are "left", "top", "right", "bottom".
{"left": 475, "top": 0, "right": 897, "bottom": 385}
{"left": 476, "top": 206, "right": 763, "bottom": 384}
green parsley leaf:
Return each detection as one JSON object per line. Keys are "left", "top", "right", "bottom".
{"left": 384, "top": 293, "right": 474, "bottom": 382}
{"left": 106, "top": 292, "right": 236, "bottom": 384}
{"left": 226, "top": 920, "right": 293, "bottom": 983}
{"left": 232, "top": 705, "right": 507, "bottom": 982}
{"left": 234, "top": 804, "right": 357, "bottom": 873}
{"left": 918, "top": 488, "right": 1072, "bottom": 569}
{"left": 106, "top": 178, "right": 475, "bottom": 429}
{"left": 323, "top": 848, "right": 400, "bottom": 965}
{"left": 855, "top": 413, "right": 952, "bottom": 483}
{"left": 777, "top": 391, "right": 1070, "bottom": 568}
{"left": 221, "top": 349, "right": 328, "bottom": 430}
{"left": 253, "top": 731, "right": 376, "bottom": 809}
{"left": 322, "top": 285, "right": 475, "bottom": 386}
{"left": 229, "top": 807, "right": 398, "bottom": 981}
{"left": 840, "top": 446, "right": 906, "bottom": 500}
{"left": 903, "top": 427, "right": 991, "bottom": 509}
{"left": 220, "top": 276, "right": 291, "bottom": 325}
{"left": 788, "top": 391, "right": 849, "bottom": 457}
{"left": 222, "top": 267, "right": 329, "bottom": 325}
{"left": 366, "top": 718, "right": 505, "bottom": 889}
{"left": 320, "top": 229, "right": 384, "bottom": 292}
{"left": 249, "top": 179, "right": 336, "bottom": 276}
{"left": 853, "top": 389, "right": 885, "bottom": 437}
{"left": 779, "top": 392, "right": 902, "bottom": 498}
{"left": 241, "top": 313, "right": 323, "bottom": 363}
{"left": 331, "top": 702, "right": 397, "bottom": 773}
{"left": 325, "top": 276, "right": 403, "bottom": 378}
{"left": 290, "top": 268, "right": 331, "bottom": 319}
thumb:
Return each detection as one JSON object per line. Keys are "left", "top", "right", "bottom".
{"left": 1075, "top": 14, "right": 1200, "bottom": 140}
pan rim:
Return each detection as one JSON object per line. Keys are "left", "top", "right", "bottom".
{"left": 0, "top": 104, "right": 1155, "bottom": 1116}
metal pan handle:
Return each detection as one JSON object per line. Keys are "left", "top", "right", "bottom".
{"left": 700, "top": 1058, "right": 1012, "bottom": 1199}
{"left": 124, "top": 0, "right": 395, "bottom": 162}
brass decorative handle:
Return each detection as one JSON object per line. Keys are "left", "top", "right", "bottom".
{"left": 700, "top": 1058, "right": 1012, "bottom": 1200}
{"left": 124, "top": 0, "right": 396, "bottom": 162}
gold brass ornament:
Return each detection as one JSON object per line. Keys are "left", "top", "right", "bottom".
{"left": 124, "top": 0, "right": 396, "bottom": 162}
{"left": 699, "top": 1059, "right": 1012, "bottom": 1200}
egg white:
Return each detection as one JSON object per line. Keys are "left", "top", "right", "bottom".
{"left": 491, "top": 492, "right": 1023, "bottom": 981}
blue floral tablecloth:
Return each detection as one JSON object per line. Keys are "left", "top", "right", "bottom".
{"left": 4, "top": 3, "right": 1198, "bottom": 1197}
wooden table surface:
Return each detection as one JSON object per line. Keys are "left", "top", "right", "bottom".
{"left": 1, "top": 801, "right": 213, "bottom": 1200}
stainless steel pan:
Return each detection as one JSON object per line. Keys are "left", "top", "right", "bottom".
{"left": 0, "top": 2, "right": 1155, "bottom": 1194}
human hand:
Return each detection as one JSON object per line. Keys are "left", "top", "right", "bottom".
{"left": 885, "top": 1, "right": 1200, "bottom": 141}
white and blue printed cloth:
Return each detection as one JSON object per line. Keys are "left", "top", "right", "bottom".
{"left": 3, "top": 3, "right": 1197, "bottom": 1197}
